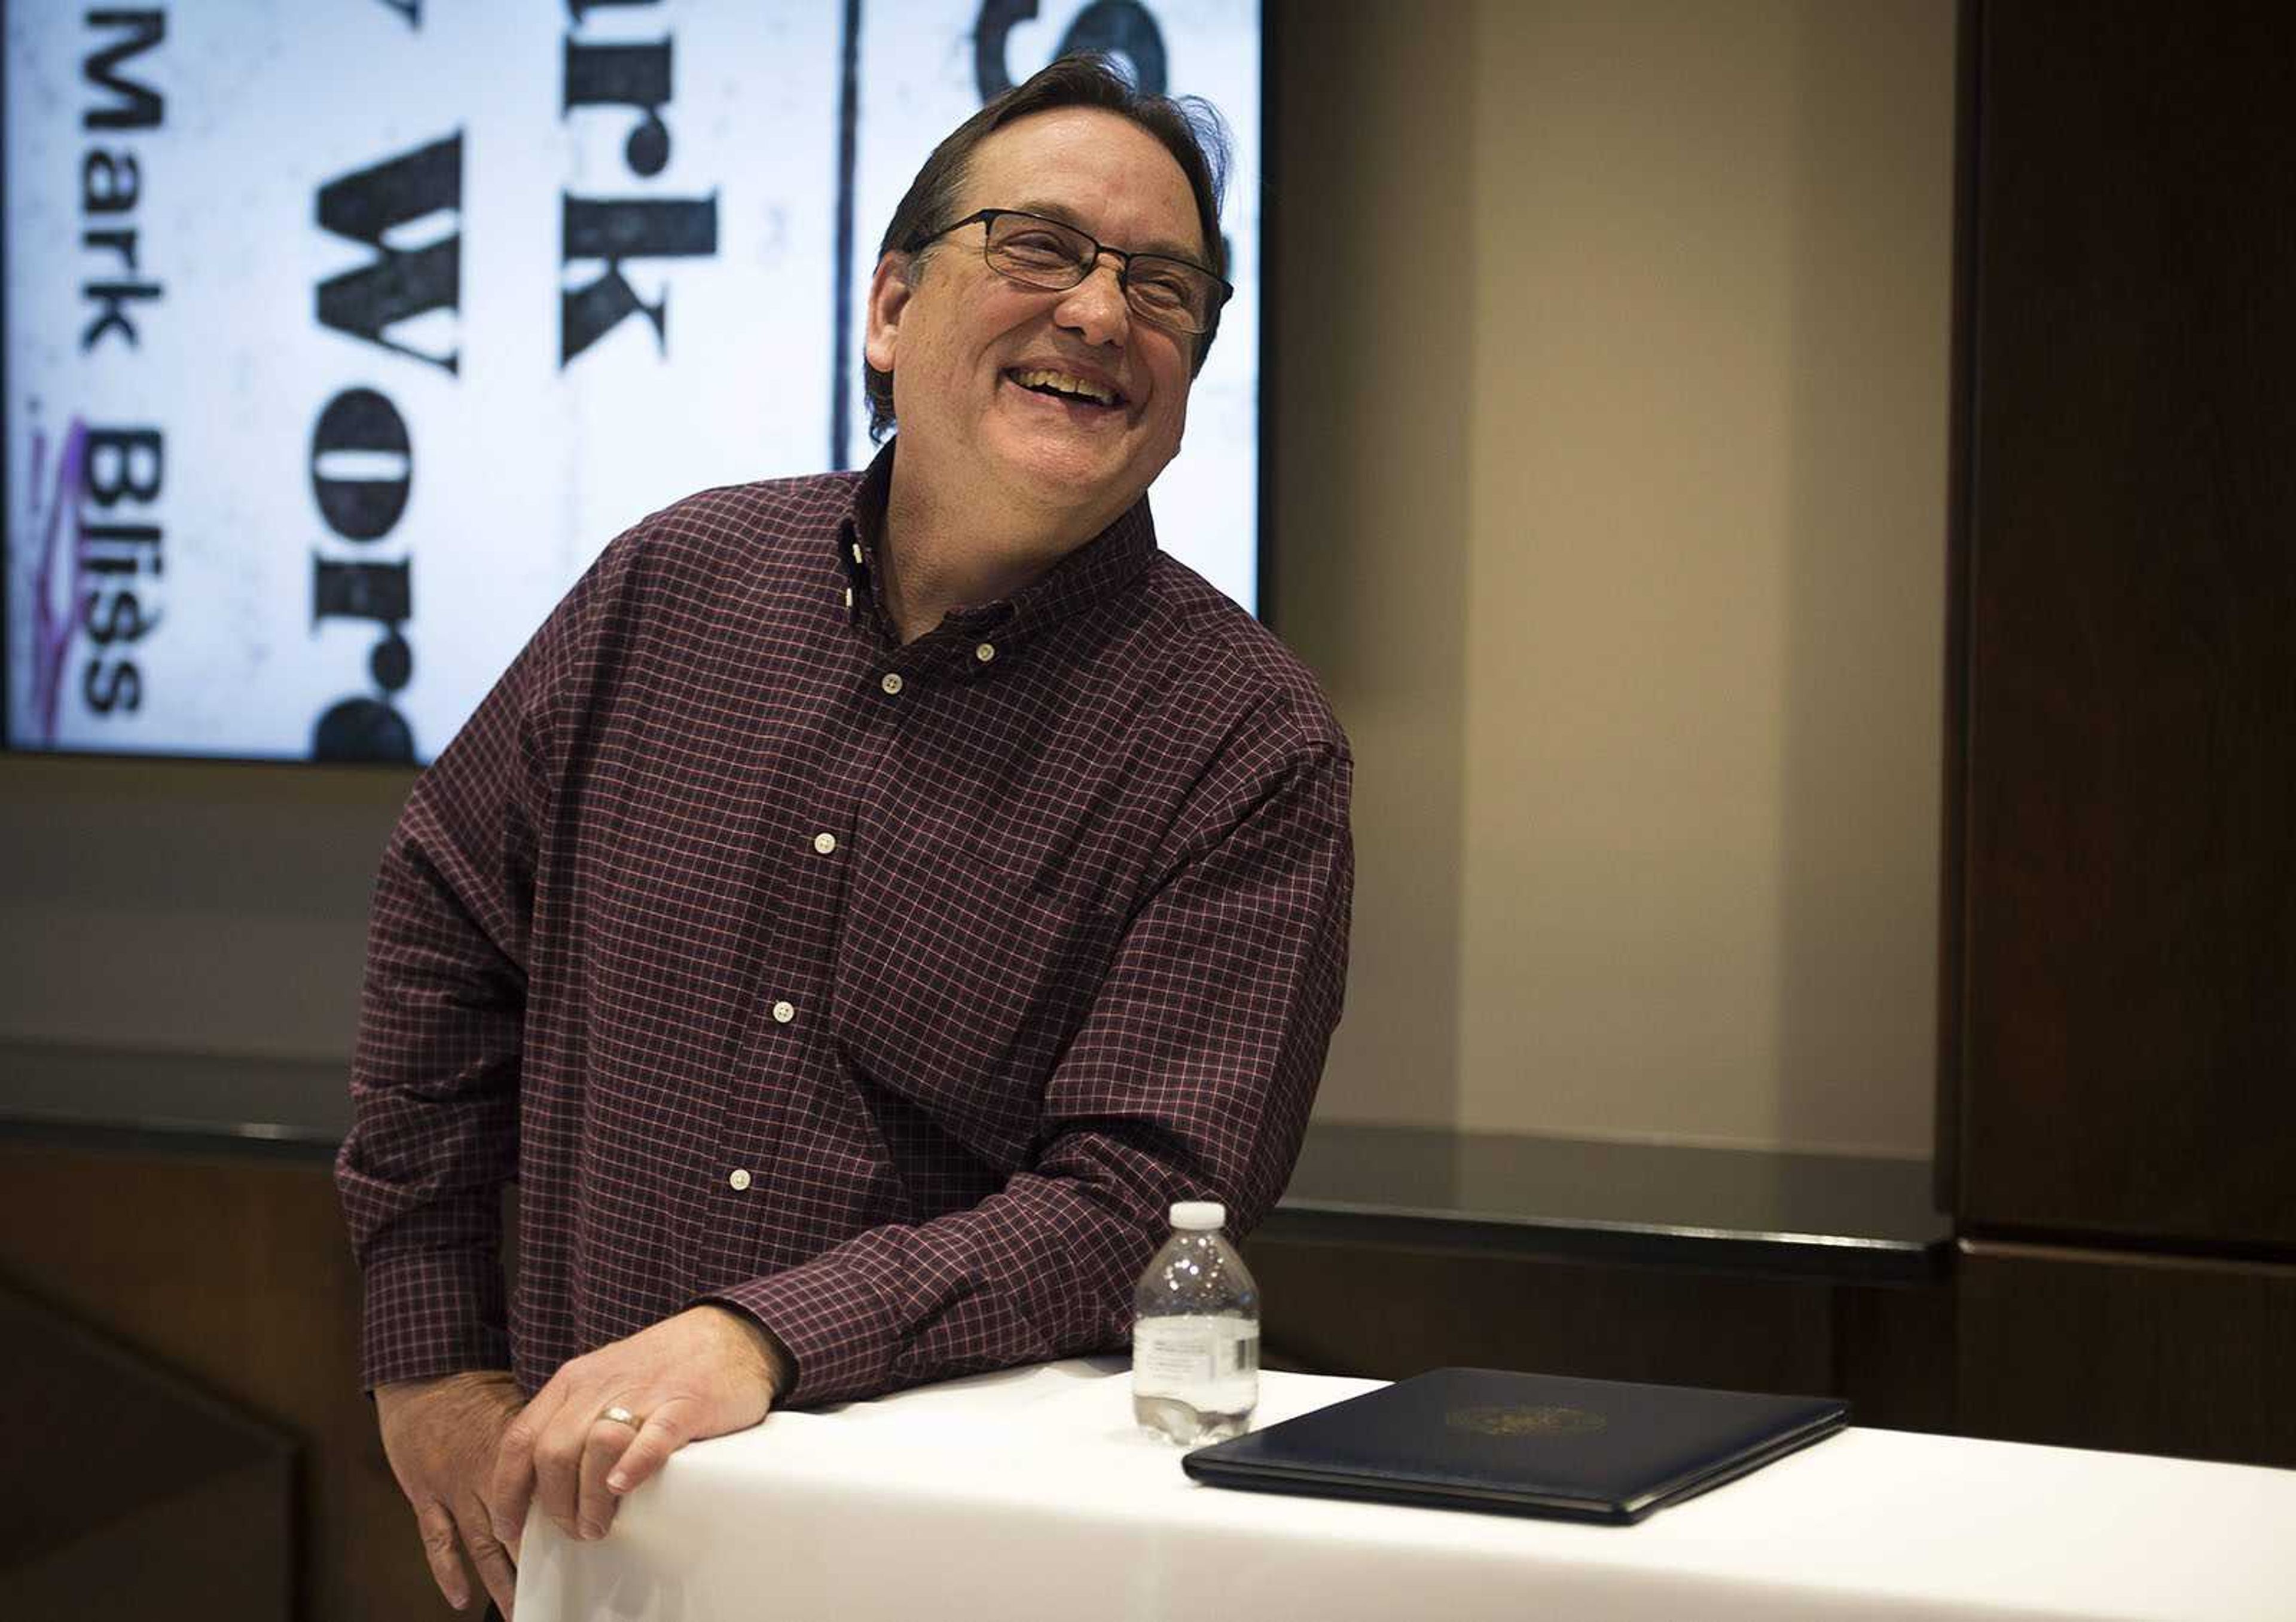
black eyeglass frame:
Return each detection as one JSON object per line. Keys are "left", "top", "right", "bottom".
{"left": 903, "top": 208, "right": 1235, "bottom": 336}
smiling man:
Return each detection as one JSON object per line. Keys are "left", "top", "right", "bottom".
{"left": 337, "top": 56, "right": 1352, "bottom": 1616}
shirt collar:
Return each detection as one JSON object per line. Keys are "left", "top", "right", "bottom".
{"left": 834, "top": 437, "right": 1159, "bottom": 661}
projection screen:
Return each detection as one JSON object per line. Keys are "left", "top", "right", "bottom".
{"left": 3, "top": 0, "right": 1263, "bottom": 763}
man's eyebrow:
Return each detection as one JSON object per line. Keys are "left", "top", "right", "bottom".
{"left": 1011, "top": 199, "right": 1206, "bottom": 266}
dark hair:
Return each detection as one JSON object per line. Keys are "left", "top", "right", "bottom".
{"left": 864, "top": 53, "right": 1232, "bottom": 444}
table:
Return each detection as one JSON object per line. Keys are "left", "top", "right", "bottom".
{"left": 515, "top": 1359, "right": 2296, "bottom": 1621}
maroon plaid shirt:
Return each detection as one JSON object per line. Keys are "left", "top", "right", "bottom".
{"left": 337, "top": 447, "right": 1352, "bottom": 1405}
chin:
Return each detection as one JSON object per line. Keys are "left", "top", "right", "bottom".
{"left": 1000, "top": 448, "right": 1140, "bottom": 520}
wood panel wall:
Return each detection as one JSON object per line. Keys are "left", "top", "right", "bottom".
{"left": 1941, "top": 0, "right": 2296, "bottom": 1466}
{"left": 0, "top": 1146, "right": 452, "bottom": 1621}
{"left": 1949, "top": 0, "right": 2296, "bottom": 1248}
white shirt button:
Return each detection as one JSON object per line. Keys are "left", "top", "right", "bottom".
{"left": 813, "top": 832, "right": 838, "bottom": 855}
{"left": 772, "top": 999, "right": 795, "bottom": 1024}
{"left": 880, "top": 672, "right": 903, "bottom": 696}
{"left": 975, "top": 642, "right": 997, "bottom": 663}
{"left": 728, "top": 1167, "right": 752, "bottom": 1192}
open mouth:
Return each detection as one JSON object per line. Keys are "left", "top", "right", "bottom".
{"left": 1005, "top": 367, "right": 1126, "bottom": 410}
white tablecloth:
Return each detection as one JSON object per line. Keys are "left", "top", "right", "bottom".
{"left": 516, "top": 1359, "right": 2296, "bottom": 1621}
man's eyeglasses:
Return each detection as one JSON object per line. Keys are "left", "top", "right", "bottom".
{"left": 905, "top": 208, "right": 1232, "bottom": 337}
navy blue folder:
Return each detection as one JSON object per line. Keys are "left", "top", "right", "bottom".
{"left": 1181, "top": 1367, "right": 1848, "bottom": 1525}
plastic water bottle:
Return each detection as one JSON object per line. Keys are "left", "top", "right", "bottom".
{"left": 1132, "top": 1200, "right": 1260, "bottom": 1444}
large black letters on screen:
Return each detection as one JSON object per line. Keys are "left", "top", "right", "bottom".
{"left": 309, "top": 389, "right": 414, "bottom": 543}
{"left": 81, "top": 11, "right": 166, "bottom": 132}
{"left": 973, "top": 0, "right": 1167, "bottom": 99}
{"left": 315, "top": 136, "right": 465, "bottom": 376}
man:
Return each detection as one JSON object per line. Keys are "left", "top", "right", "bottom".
{"left": 338, "top": 55, "right": 1351, "bottom": 1615}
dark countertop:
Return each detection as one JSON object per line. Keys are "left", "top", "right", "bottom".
{"left": 1, "top": 1042, "right": 1949, "bottom": 1282}
{"left": 0, "top": 1042, "right": 349, "bottom": 1159}
{"left": 1264, "top": 1121, "right": 1949, "bottom": 1285}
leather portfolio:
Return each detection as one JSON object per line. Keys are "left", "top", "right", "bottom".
{"left": 1180, "top": 1367, "right": 1848, "bottom": 1524}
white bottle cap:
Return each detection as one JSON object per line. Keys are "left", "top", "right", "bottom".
{"left": 1170, "top": 1201, "right": 1226, "bottom": 1231}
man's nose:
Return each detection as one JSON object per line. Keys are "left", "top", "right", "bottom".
{"left": 1055, "top": 254, "right": 1131, "bottom": 346}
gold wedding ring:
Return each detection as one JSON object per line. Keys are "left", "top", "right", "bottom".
{"left": 600, "top": 1405, "right": 641, "bottom": 1430}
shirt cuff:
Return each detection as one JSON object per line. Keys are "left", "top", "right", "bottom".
{"left": 700, "top": 1257, "right": 900, "bottom": 1408}
{"left": 359, "top": 1249, "right": 512, "bottom": 1391}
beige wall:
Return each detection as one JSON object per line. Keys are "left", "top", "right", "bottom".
{"left": 1281, "top": 0, "right": 1955, "bottom": 1154}
{"left": 2, "top": 0, "right": 1955, "bottom": 1158}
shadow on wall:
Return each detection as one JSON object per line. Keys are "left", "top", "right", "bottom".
{"left": 1773, "top": 0, "right": 1953, "bottom": 1158}
{"left": 1273, "top": 0, "right": 1476, "bottom": 1130}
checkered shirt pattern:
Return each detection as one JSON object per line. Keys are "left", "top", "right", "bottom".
{"left": 336, "top": 447, "right": 1354, "bottom": 1405}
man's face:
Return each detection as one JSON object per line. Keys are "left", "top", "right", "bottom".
{"left": 866, "top": 106, "right": 1207, "bottom": 544}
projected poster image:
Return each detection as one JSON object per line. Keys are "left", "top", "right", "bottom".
{"left": 3, "top": 1, "right": 1263, "bottom": 763}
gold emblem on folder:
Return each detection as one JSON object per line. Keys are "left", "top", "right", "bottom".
{"left": 1446, "top": 1404, "right": 1608, "bottom": 1438}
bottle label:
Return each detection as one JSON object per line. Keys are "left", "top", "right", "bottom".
{"left": 1132, "top": 1315, "right": 1260, "bottom": 1407}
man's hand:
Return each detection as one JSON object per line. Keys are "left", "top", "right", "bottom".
{"left": 375, "top": 1369, "right": 525, "bottom": 1614}
{"left": 487, "top": 1305, "right": 789, "bottom": 1559}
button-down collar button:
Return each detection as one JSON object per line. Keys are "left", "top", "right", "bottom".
{"left": 974, "top": 642, "right": 997, "bottom": 663}
{"left": 813, "top": 833, "right": 837, "bottom": 855}
{"left": 728, "top": 1167, "right": 752, "bottom": 1191}
{"left": 771, "top": 999, "right": 796, "bottom": 1024}
{"left": 880, "top": 672, "right": 903, "bottom": 696}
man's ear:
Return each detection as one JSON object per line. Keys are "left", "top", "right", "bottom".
{"left": 863, "top": 252, "right": 914, "bottom": 374}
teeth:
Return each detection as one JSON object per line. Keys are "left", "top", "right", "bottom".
{"left": 1013, "top": 367, "right": 1117, "bottom": 406}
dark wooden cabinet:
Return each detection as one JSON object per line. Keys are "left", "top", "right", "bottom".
{"left": 0, "top": 1144, "right": 444, "bottom": 1622}
{"left": 1, "top": 1283, "right": 295, "bottom": 1621}
{"left": 1941, "top": 0, "right": 2296, "bottom": 1463}
{"left": 1957, "top": 1240, "right": 2296, "bottom": 1468}
{"left": 1949, "top": 0, "right": 2296, "bottom": 1250}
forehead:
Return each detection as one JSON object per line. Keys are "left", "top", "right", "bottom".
{"left": 961, "top": 106, "right": 1205, "bottom": 260}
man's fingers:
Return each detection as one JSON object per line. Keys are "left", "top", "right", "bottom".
{"left": 486, "top": 1395, "right": 550, "bottom": 1554}
{"left": 576, "top": 1417, "right": 639, "bottom": 1538}
{"left": 461, "top": 1499, "right": 520, "bottom": 1618}
{"left": 532, "top": 1401, "right": 596, "bottom": 1538}
{"left": 604, "top": 1406, "right": 694, "bottom": 1499}
{"left": 414, "top": 1500, "right": 472, "bottom": 1612}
